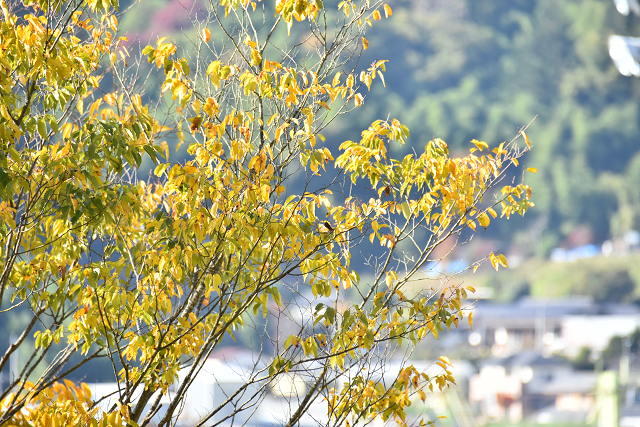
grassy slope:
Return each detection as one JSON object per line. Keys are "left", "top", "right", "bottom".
{"left": 458, "top": 253, "right": 640, "bottom": 303}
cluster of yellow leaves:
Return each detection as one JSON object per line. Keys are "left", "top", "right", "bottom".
{"left": 0, "top": 380, "right": 130, "bottom": 427}
{"left": 127, "top": 95, "right": 529, "bottom": 418}
{"left": 0, "top": 1, "right": 174, "bottom": 423}
{"left": 338, "top": 1, "right": 393, "bottom": 24}
{"left": 142, "top": 34, "right": 389, "bottom": 156}
{"left": 275, "top": 284, "right": 474, "bottom": 394}
{"left": 327, "top": 358, "right": 454, "bottom": 427}
{"left": 0, "top": 0, "right": 536, "bottom": 425}
{"left": 275, "top": 0, "right": 323, "bottom": 34}
{"left": 84, "top": 11, "right": 415, "bottom": 413}
{"left": 336, "top": 120, "right": 534, "bottom": 243}
{"left": 0, "top": 6, "right": 119, "bottom": 142}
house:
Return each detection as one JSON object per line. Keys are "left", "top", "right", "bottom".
{"left": 469, "top": 351, "right": 584, "bottom": 422}
{"left": 464, "top": 297, "right": 640, "bottom": 357}
{"left": 561, "top": 313, "right": 640, "bottom": 357}
{"left": 533, "top": 371, "right": 597, "bottom": 424}
{"left": 466, "top": 297, "right": 594, "bottom": 356}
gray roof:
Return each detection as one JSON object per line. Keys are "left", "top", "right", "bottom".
{"left": 482, "top": 351, "right": 569, "bottom": 369}
{"left": 538, "top": 372, "right": 597, "bottom": 395}
{"left": 469, "top": 297, "right": 640, "bottom": 329}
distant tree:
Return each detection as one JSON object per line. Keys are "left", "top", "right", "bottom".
{"left": 0, "top": 0, "right": 534, "bottom": 425}
{"left": 575, "top": 268, "right": 636, "bottom": 302}
{"left": 602, "top": 327, "right": 640, "bottom": 366}
{"left": 572, "top": 347, "right": 595, "bottom": 371}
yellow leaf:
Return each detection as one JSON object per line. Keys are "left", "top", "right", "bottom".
{"left": 384, "top": 4, "right": 393, "bottom": 17}
{"left": 267, "top": 113, "right": 278, "bottom": 125}
{"left": 523, "top": 131, "right": 531, "bottom": 148}
{"left": 251, "top": 49, "right": 262, "bottom": 66}
{"left": 244, "top": 35, "right": 257, "bottom": 48}
{"left": 361, "top": 37, "right": 369, "bottom": 50}
{"left": 497, "top": 254, "right": 508, "bottom": 268}
{"left": 212, "top": 274, "right": 222, "bottom": 290}
{"left": 192, "top": 98, "right": 202, "bottom": 112}
{"left": 354, "top": 93, "right": 364, "bottom": 106}
{"left": 207, "top": 61, "right": 220, "bottom": 75}
{"left": 61, "top": 123, "right": 74, "bottom": 139}
{"left": 477, "top": 212, "right": 490, "bottom": 229}
{"left": 489, "top": 253, "right": 499, "bottom": 271}
{"left": 372, "top": 9, "right": 381, "bottom": 20}
{"left": 81, "top": 382, "right": 92, "bottom": 398}
{"left": 210, "top": 71, "right": 221, "bottom": 89}
{"left": 428, "top": 321, "right": 438, "bottom": 339}
{"left": 468, "top": 311, "right": 473, "bottom": 330}
{"left": 332, "top": 72, "right": 341, "bottom": 87}
{"left": 203, "top": 28, "right": 211, "bottom": 42}
{"left": 382, "top": 234, "right": 396, "bottom": 248}
{"left": 527, "top": 167, "right": 537, "bottom": 173}
{"left": 386, "top": 272, "right": 393, "bottom": 287}
{"left": 346, "top": 73, "right": 354, "bottom": 88}
{"left": 439, "top": 355, "right": 451, "bottom": 366}
{"left": 89, "top": 98, "right": 102, "bottom": 117}
{"left": 470, "top": 139, "right": 489, "bottom": 152}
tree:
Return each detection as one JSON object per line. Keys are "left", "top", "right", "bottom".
{"left": 0, "top": 0, "right": 534, "bottom": 425}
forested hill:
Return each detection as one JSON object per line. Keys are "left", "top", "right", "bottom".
{"left": 121, "top": 0, "right": 640, "bottom": 257}
{"left": 343, "top": 0, "right": 640, "bottom": 257}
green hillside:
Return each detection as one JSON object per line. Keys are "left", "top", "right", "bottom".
{"left": 345, "top": 0, "right": 640, "bottom": 256}
{"left": 460, "top": 253, "right": 640, "bottom": 303}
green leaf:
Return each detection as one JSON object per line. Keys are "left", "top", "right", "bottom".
{"left": 401, "top": 202, "right": 410, "bottom": 220}
{"left": 270, "top": 286, "right": 282, "bottom": 307}
{"left": 48, "top": 117, "right": 58, "bottom": 133}
{"left": 37, "top": 119, "right": 47, "bottom": 139}
{"left": 144, "top": 145, "right": 158, "bottom": 164}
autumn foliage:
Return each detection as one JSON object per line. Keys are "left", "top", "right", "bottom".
{"left": 0, "top": 0, "right": 533, "bottom": 425}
